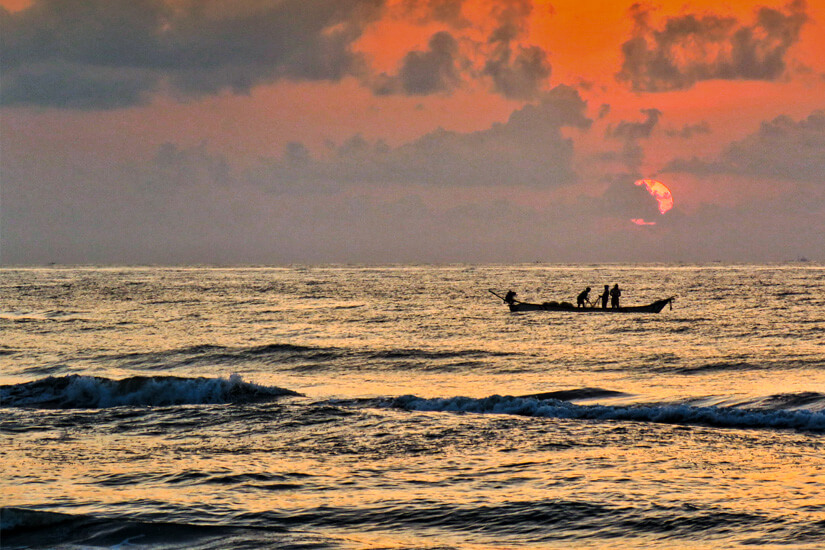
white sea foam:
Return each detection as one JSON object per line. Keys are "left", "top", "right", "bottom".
{"left": 393, "top": 394, "right": 825, "bottom": 432}
{"left": 0, "top": 374, "right": 301, "bottom": 409}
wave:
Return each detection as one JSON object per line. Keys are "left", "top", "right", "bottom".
{"left": 665, "top": 358, "right": 825, "bottom": 375}
{"left": 0, "top": 374, "right": 301, "bottom": 409}
{"left": 0, "top": 310, "right": 86, "bottom": 322}
{"left": 745, "top": 391, "right": 825, "bottom": 411}
{"left": 392, "top": 392, "right": 825, "bottom": 433}
{"left": 100, "top": 343, "right": 338, "bottom": 371}
{"left": 99, "top": 343, "right": 516, "bottom": 373}
{"left": 5, "top": 488, "right": 823, "bottom": 547}
{"left": 519, "top": 387, "right": 627, "bottom": 401}
{"left": 0, "top": 508, "right": 268, "bottom": 550}
{"left": 367, "top": 348, "right": 516, "bottom": 360}
{"left": 1, "top": 507, "right": 75, "bottom": 533}
{"left": 668, "top": 361, "right": 761, "bottom": 375}
{"left": 0, "top": 499, "right": 796, "bottom": 547}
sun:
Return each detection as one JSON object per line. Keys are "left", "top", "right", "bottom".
{"left": 635, "top": 179, "right": 674, "bottom": 215}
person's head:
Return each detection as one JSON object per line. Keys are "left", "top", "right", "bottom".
{"left": 585, "top": 287, "right": 590, "bottom": 291}
{"left": 604, "top": 285, "right": 609, "bottom": 290}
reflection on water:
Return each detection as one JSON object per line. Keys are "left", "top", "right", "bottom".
{"left": 2, "top": 265, "right": 824, "bottom": 548}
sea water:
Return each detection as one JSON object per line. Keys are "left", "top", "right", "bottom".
{"left": 1, "top": 265, "right": 824, "bottom": 549}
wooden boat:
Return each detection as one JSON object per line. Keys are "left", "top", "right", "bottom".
{"left": 490, "top": 290, "right": 673, "bottom": 314}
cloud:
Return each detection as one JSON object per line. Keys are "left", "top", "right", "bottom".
{"left": 1, "top": 0, "right": 384, "bottom": 108}
{"left": 373, "top": 0, "right": 551, "bottom": 99}
{"left": 483, "top": 43, "right": 551, "bottom": 100}
{"left": 250, "top": 84, "right": 592, "bottom": 188}
{"left": 480, "top": 0, "right": 551, "bottom": 100}
{"left": 398, "top": 31, "right": 462, "bottom": 94}
{"left": 665, "top": 109, "right": 825, "bottom": 182}
{"left": 666, "top": 121, "right": 711, "bottom": 139}
{"left": 607, "top": 108, "right": 662, "bottom": 139}
{"left": 617, "top": 1, "right": 808, "bottom": 92}
{"left": 150, "top": 142, "right": 231, "bottom": 188}
{"left": 1, "top": 0, "right": 555, "bottom": 108}
{"left": 372, "top": 31, "right": 463, "bottom": 95}
{"left": 0, "top": 63, "right": 159, "bottom": 109}
{"left": 396, "top": 0, "right": 470, "bottom": 28}
{"left": 4, "top": 132, "right": 824, "bottom": 264}
{"left": 604, "top": 108, "right": 662, "bottom": 170}
{"left": 657, "top": 192, "right": 825, "bottom": 262}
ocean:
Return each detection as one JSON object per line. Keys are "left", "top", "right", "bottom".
{"left": 1, "top": 264, "right": 824, "bottom": 549}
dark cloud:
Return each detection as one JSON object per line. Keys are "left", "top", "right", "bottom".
{"left": 386, "top": 85, "right": 589, "bottom": 185}
{"left": 656, "top": 193, "right": 825, "bottom": 262}
{"left": 486, "top": 0, "right": 533, "bottom": 43}
{"left": 666, "top": 121, "right": 711, "bottom": 139}
{"left": 481, "top": 0, "right": 551, "bottom": 100}
{"left": 397, "top": 0, "right": 470, "bottom": 28}
{"left": 1, "top": 0, "right": 555, "bottom": 107}
{"left": 483, "top": 43, "right": 551, "bottom": 100}
{"left": 661, "top": 156, "right": 728, "bottom": 177}
{"left": 607, "top": 108, "right": 662, "bottom": 139}
{"left": 6, "top": 144, "right": 822, "bottom": 264}
{"left": 665, "top": 110, "right": 825, "bottom": 182}
{"left": 0, "top": 64, "right": 158, "bottom": 109}
{"left": 604, "top": 108, "right": 662, "bottom": 170}
{"left": 399, "top": 32, "right": 461, "bottom": 94}
{"left": 372, "top": 31, "right": 463, "bottom": 96}
{"left": 150, "top": 142, "right": 231, "bottom": 188}
{"left": 4, "top": 121, "right": 825, "bottom": 264}
{"left": 374, "top": 0, "right": 551, "bottom": 100}
{"left": 1, "top": 0, "right": 384, "bottom": 108}
{"left": 252, "top": 85, "right": 591, "bottom": 188}
{"left": 599, "top": 178, "right": 662, "bottom": 220}
{"left": 618, "top": 1, "right": 808, "bottom": 92}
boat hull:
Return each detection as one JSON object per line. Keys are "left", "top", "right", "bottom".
{"left": 508, "top": 297, "right": 673, "bottom": 313}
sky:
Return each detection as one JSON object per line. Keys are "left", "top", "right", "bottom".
{"left": 1, "top": 0, "right": 824, "bottom": 264}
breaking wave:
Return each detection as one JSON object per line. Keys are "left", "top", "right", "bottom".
{"left": 393, "top": 392, "right": 825, "bottom": 433}
{"left": 0, "top": 374, "right": 301, "bottom": 409}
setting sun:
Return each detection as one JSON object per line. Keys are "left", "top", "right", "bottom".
{"left": 635, "top": 178, "right": 674, "bottom": 215}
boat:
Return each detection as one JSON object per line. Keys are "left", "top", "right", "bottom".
{"left": 489, "top": 290, "right": 674, "bottom": 314}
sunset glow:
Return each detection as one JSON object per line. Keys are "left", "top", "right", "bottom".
{"left": 634, "top": 179, "right": 675, "bottom": 215}
{"left": 1, "top": 0, "right": 823, "bottom": 263}
{"left": 3, "top": 3, "right": 825, "bottom": 548}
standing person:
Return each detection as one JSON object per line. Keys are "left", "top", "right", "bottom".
{"left": 601, "top": 285, "right": 609, "bottom": 309}
{"left": 577, "top": 287, "right": 591, "bottom": 308}
{"left": 609, "top": 284, "right": 621, "bottom": 309}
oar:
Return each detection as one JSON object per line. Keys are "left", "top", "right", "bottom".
{"left": 488, "top": 289, "right": 523, "bottom": 304}
{"left": 488, "top": 289, "right": 507, "bottom": 301}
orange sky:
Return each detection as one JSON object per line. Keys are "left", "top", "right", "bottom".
{"left": 1, "top": 0, "right": 824, "bottom": 263}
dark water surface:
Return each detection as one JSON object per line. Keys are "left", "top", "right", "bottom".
{"left": 2, "top": 265, "right": 824, "bottom": 548}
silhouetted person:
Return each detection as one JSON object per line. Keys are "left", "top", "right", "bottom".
{"left": 601, "top": 285, "right": 609, "bottom": 309}
{"left": 610, "top": 284, "right": 621, "bottom": 309}
{"left": 577, "top": 287, "right": 591, "bottom": 308}
{"left": 504, "top": 290, "right": 517, "bottom": 305}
